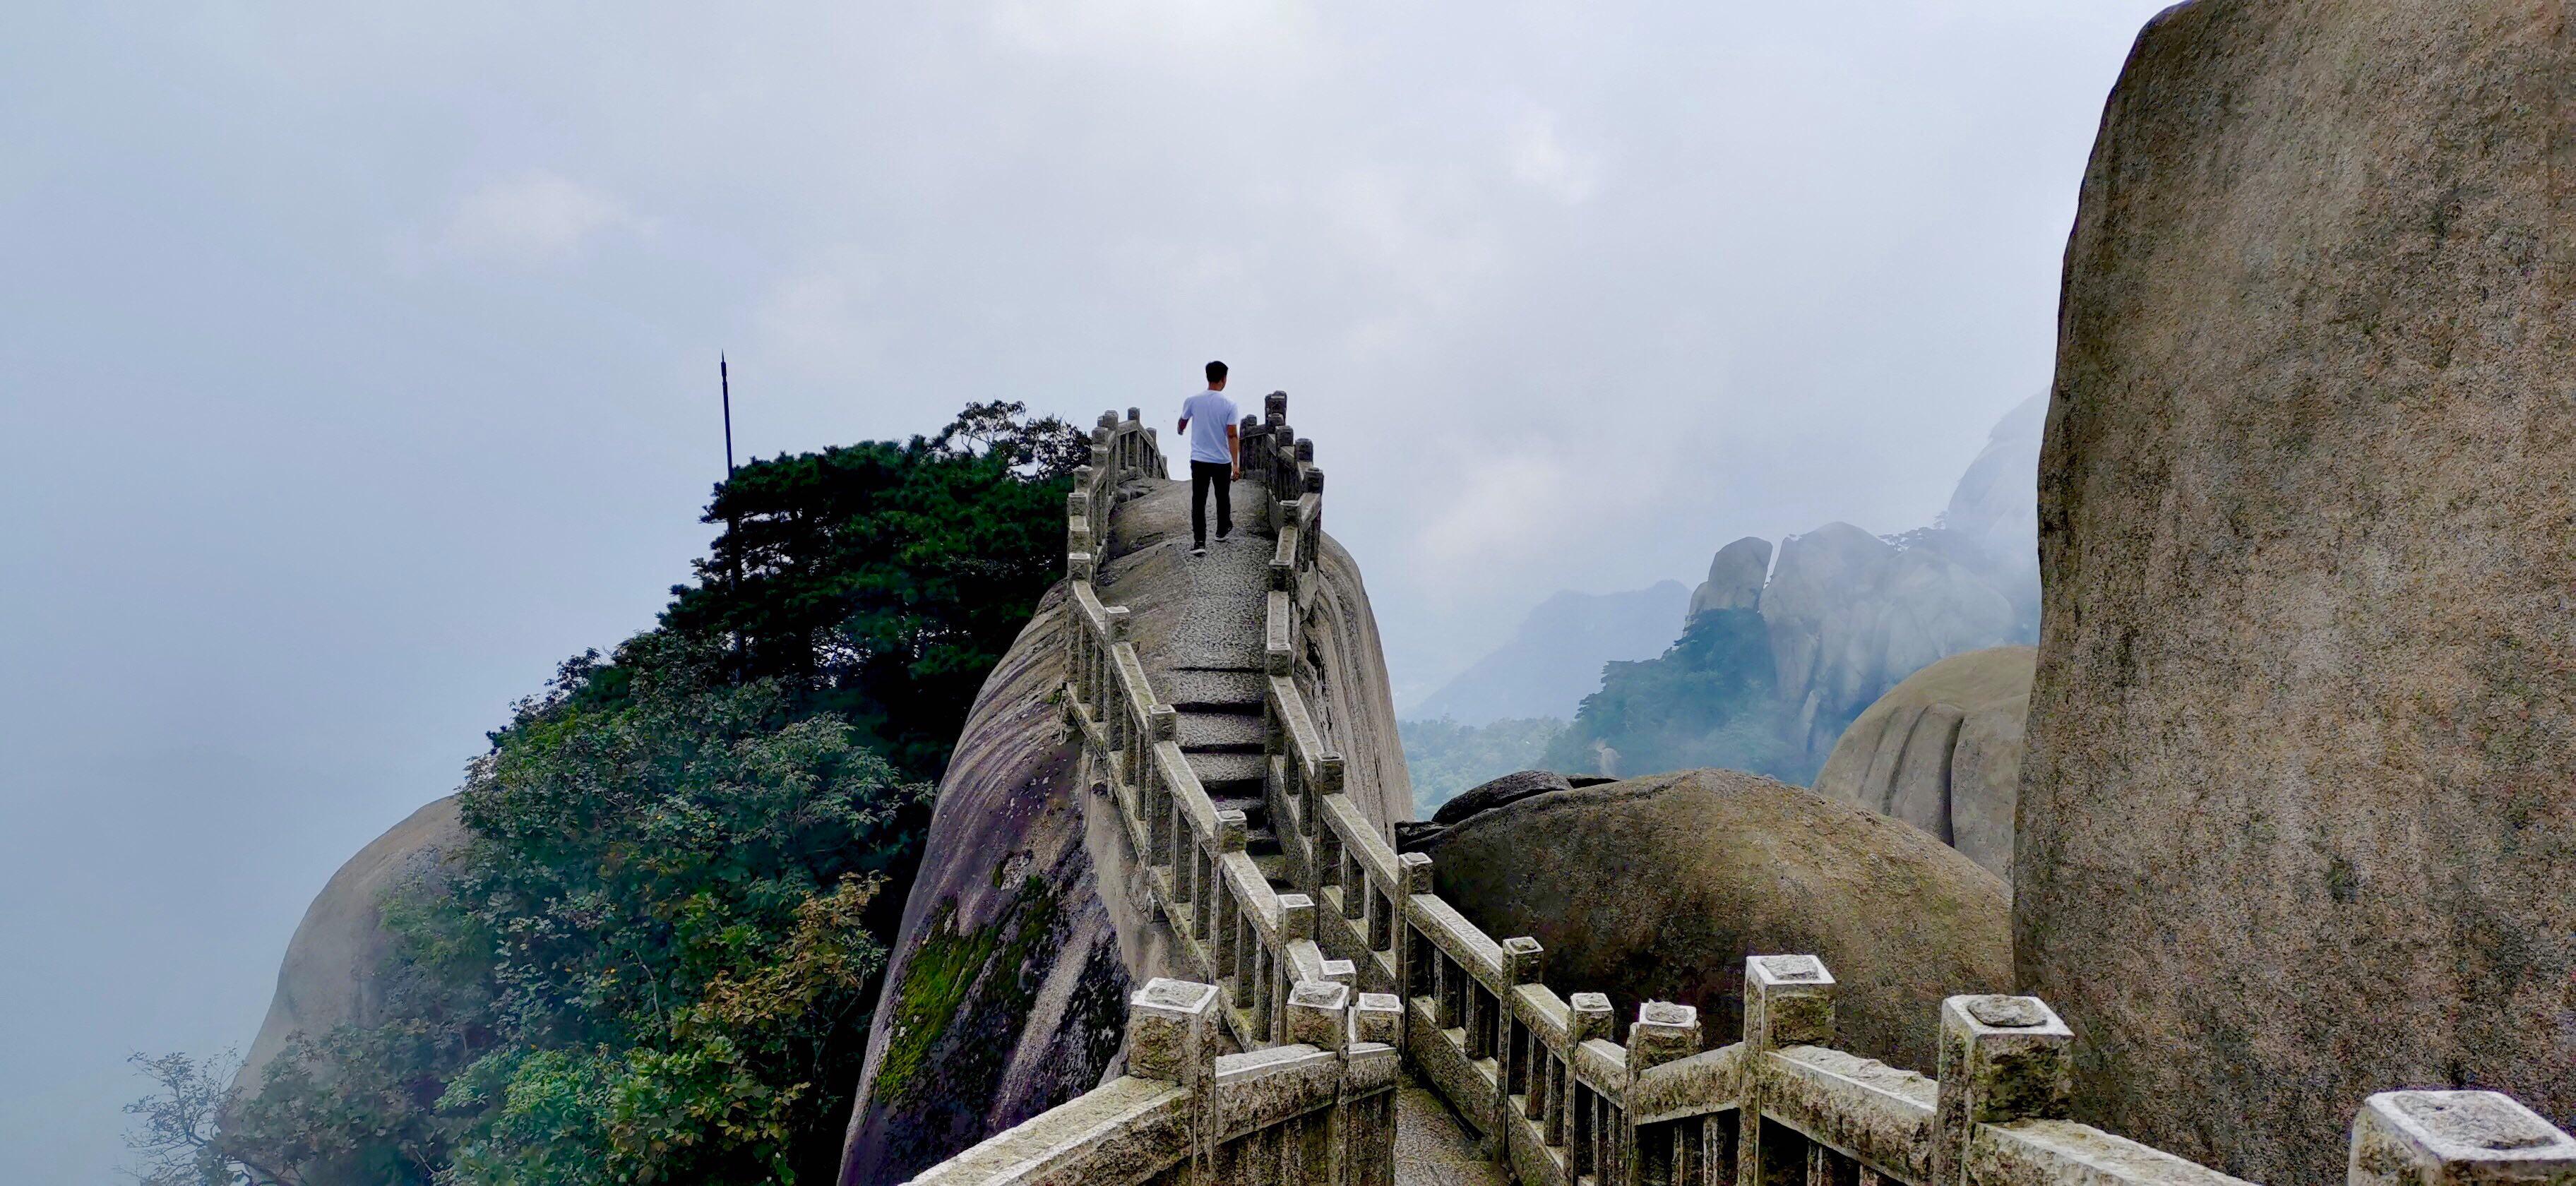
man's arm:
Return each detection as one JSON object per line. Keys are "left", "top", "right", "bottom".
{"left": 1176, "top": 416, "right": 1190, "bottom": 436}
{"left": 1227, "top": 424, "right": 1241, "bottom": 478}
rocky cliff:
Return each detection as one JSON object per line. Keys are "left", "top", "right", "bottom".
{"left": 2019, "top": 3, "right": 2576, "bottom": 1181}
{"left": 1760, "top": 522, "right": 2022, "bottom": 768}
{"left": 1573, "top": 397, "right": 2041, "bottom": 784}
{"left": 836, "top": 479, "right": 1411, "bottom": 1184}
{"left": 235, "top": 796, "right": 467, "bottom": 1098}
{"left": 1421, "top": 768, "right": 2010, "bottom": 1074}
{"left": 1812, "top": 645, "right": 2032, "bottom": 883}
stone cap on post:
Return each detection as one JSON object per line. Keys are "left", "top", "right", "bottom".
{"left": 1286, "top": 980, "right": 1350, "bottom": 1053}
{"left": 1352, "top": 991, "right": 1402, "bottom": 1048}
{"left": 1279, "top": 894, "right": 1314, "bottom": 941}
{"left": 1104, "top": 604, "right": 1130, "bottom": 642}
{"left": 1569, "top": 992, "right": 1614, "bottom": 1044}
{"left": 1628, "top": 1002, "right": 1700, "bottom": 1072}
{"left": 1743, "top": 954, "right": 1835, "bottom": 1053}
{"left": 2349, "top": 1091, "right": 2576, "bottom": 1186}
{"left": 1500, "top": 936, "right": 1544, "bottom": 986}
{"left": 1215, "top": 809, "right": 1248, "bottom": 853}
{"left": 1129, "top": 978, "right": 1222, "bottom": 1086}
{"left": 1933, "top": 995, "right": 2073, "bottom": 1186}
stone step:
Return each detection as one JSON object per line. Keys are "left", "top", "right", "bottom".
{"left": 1187, "top": 750, "right": 1269, "bottom": 794}
{"left": 1159, "top": 668, "right": 1268, "bottom": 712}
{"left": 1178, "top": 712, "right": 1268, "bottom": 753}
{"left": 1251, "top": 849, "right": 1289, "bottom": 882}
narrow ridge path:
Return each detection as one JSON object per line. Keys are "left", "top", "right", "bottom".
{"left": 1098, "top": 469, "right": 1499, "bottom": 1185}
{"left": 1105, "top": 474, "right": 1299, "bottom": 893}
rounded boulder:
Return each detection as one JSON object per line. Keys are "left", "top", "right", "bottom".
{"left": 1421, "top": 767, "right": 2010, "bottom": 1072}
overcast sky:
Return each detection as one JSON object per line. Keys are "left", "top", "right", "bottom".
{"left": 0, "top": 2, "right": 2172, "bottom": 1177}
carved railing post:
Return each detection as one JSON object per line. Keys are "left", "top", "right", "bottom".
{"left": 2348, "top": 1091, "right": 2576, "bottom": 1186}
{"left": 1932, "top": 995, "right": 2073, "bottom": 1186}
{"left": 1739, "top": 954, "right": 1835, "bottom": 1186}
{"left": 1130, "top": 977, "right": 1220, "bottom": 1087}
{"left": 1629, "top": 1002, "right": 1703, "bottom": 1186}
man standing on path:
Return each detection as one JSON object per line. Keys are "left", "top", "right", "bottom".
{"left": 1176, "top": 361, "right": 1239, "bottom": 557}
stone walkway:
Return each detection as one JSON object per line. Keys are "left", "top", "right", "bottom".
{"left": 1107, "top": 476, "right": 1296, "bottom": 887}
{"left": 1395, "top": 1082, "right": 1513, "bottom": 1186}
{"left": 1104, "top": 477, "right": 1500, "bottom": 1185}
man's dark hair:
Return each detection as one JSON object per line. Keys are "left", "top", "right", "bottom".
{"left": 1205, "top": 360, "right": 1227, "bottom": 385}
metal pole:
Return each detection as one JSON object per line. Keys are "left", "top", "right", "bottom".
{"left": 720, "top": 354, "right": 745, "bottom": 675}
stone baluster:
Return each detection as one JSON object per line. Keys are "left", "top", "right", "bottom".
{"left": 1128, "top": 977, "right": 1220, "bottom": 1088}
{"left": 1562, "top": 993, "right": 1611, "bottom": 1161}
{"left": 1738, "top": 954, "right": 1835, "bottom": 1186}
{"left": 2347, "top": 1091, "right": 2576, "bottom": 1186}
{"left": 1932, "top": 994, "right": 2072, "bottom": 1186}
{"left": 1493, "top": 938, "right": 1544, "bottom": 1137}
{"left": 1208, "top": 810, "right": 1245, "bottom": 971}
{"left": 1628, "top": 1001, "right": 1704, "bottom": 1186}
{"left": 1271, "top": 894, "right": 1315, "bottom": 1042}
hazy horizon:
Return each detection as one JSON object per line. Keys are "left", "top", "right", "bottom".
{"left": 2, "top": 2, "right": 2173, "bottom": 1177}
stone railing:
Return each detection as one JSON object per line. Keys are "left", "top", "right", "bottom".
{"left": 912, "top": 399, "right": 2576, "bottom": 1186}
{"left": 907, "top": 976, "right": 1399, "bottom": 1186}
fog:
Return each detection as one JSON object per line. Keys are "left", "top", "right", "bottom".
{"left": 0, "top": 2, "right": 2171, "bottom": 1176}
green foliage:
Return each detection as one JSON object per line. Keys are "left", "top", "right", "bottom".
{"left": 662, "top": 402, "right": 1083, "bottom": 779}
{"left": 1543, "top": 608, "right": 1804, "bottom": 781}
{"left": 1397, "top": 717, "right": 1566, "bottom": 813}
{"left": 136, "top": 402, "right": 1081, "bottom": 1186}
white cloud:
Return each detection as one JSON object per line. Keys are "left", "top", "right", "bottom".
{"left": 982, "top": 0, "right": 1319, "bottom": 64}
{"left": 1506, "top": 111, "right": 1600, "bottom": 205}
{"left": 437, "top": 172, "right": 645, "bottom": 263}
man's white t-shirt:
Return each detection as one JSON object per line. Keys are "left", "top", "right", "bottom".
{"left": 1180, "top": 390, "right": 1239, "bottom": 465}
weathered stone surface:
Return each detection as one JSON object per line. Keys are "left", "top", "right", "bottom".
{"left": 1813, "top": 645, "right": 2034, "bottom": 882}
{"left": 1424, "top": 769, "right": 2010, "bottom": 1072}
{"left": 1688, "top": 537, "right": 1773, "bottom": 621}
{"left": 1427, "top": 768, "right": 1573, "bottom": 827}
{"left": 836, "top": 588, "right": 1133, "bottom": 1186}
{"left": 2019, "top": 4, "right": 2576, "bottom": 1182}
{"left": 237, "top": 795, "right": 467, "bottom": 1096}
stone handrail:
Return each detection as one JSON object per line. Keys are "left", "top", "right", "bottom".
{"left": 914, "top": 398, "right": 2576, "bottom": 1186}
{"left": 907, "top": 976, "right": 1400, "bottom": 1186}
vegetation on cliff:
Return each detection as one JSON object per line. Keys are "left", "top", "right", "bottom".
{"left": 1397, "top": 717, "right": 1566, "bottom": 813}
{"left": 1542, "top": 606, "right": 1799, "bottom": 781}
{"left": 129, "top": 404, "right": 1081, "bottom": 1186}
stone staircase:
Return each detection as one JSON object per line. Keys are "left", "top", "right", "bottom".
{"left": 1126, "top": 477, "right": 1299, "bottom": 890}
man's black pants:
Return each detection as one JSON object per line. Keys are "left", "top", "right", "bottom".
{"left": 1189, "top": 460, "right": 1233, "bottom": 547}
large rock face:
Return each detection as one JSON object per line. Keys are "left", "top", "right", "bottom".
{"left": 838, "top": 479, "right": 1411, "bottom": 1184}
{"left": 237, "top": 796, "right": 467, "bottom": 1096}
{"left": 2020, "top": 4, "right": 2576, "bottom": 1182}
{"left": 1940, "top": 393, "right": 2044, "bottom": 635}
{"left": 1813, "top": 645, "right": 2033, "bottom": 882}
{"left": 1423, "top": 769, "right": 2011, "bottom": 1073}
{"left": 1762, "top": 522, "right": 2020, "bottom": 769}
{"left": 832, "top": 587, "right": 1133, "bottom": 1185}
{"left": 1687, "top": 537, "right": 1772, "bottom": 620}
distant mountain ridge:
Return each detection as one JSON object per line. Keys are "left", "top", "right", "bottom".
{"left": 1548, "top": 395, "right": 2044, "bottom": 783}
{"left": 1405, "top": 581, "right": 1690, "bottom": 724}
